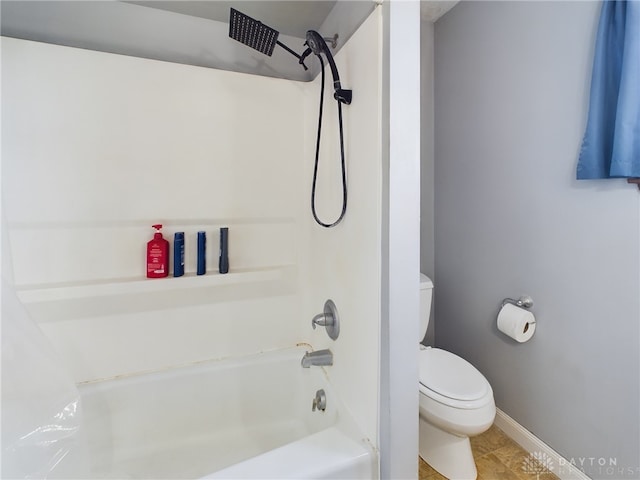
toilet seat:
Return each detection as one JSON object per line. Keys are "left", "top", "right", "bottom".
{"left": 419, "top": 347, "right": 492, "bottom": 409}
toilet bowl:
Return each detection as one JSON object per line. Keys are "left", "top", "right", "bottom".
{"left": 419, "top": 275, "right": 495, "bottom": 480}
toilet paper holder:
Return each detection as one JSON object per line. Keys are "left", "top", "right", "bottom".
{"left": 501, "top": 295, "right": 534, "bottom": 310}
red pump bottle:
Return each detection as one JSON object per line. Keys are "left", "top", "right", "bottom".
{"left": 146, "top": 224, "right": 169, "bottom": 278}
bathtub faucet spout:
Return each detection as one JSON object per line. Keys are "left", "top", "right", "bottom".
{"left": 301, "top": 349, "right": 333, "bottom": 368}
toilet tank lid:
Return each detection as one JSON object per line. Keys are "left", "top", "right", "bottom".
{"left": 420, "top": 273, "right": 433, "bottom": 290}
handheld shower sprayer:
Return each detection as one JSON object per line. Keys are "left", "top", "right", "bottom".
{"left": 301, "top": 29, "right": 352, "bottom": 227}
{"left": 303, "top": 31, "right": 352, "bottom": 105}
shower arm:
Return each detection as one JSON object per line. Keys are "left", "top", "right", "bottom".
{"left": 277, "top": 40, "right": 309, "bottom": 71}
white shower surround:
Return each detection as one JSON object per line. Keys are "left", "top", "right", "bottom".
{"left": 2, "top": 7, "right": 383, "bottom": 476}
{"left": 58, "top": 347, "right": 375, "bottom": 479}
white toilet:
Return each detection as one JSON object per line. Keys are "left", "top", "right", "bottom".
{"left": 419, "top": 274, "right": 496, "bottom": 480}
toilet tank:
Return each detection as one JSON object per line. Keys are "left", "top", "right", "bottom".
{"left": 420, "top": 274, "right": 434, "bottom": 341}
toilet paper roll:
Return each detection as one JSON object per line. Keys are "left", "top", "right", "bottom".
{"left": 497, "top": 303, "right": 536, "bottom": 343}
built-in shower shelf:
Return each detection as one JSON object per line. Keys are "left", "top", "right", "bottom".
{"left": 16, "top": 266, "right": 293, "bottom": 304}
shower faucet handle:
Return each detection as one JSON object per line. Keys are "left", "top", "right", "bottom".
{"left": 310, "top": 299, "right": 340, "bottom": 340}
{"left": 311, "top": 312, "right": 335, "bottom": 329}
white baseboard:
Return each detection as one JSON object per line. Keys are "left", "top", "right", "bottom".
{"left": 494, "top": 408, "right": 592, "bottom": 480}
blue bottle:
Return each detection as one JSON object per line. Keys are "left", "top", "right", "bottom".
{"left": 219, "top": 227, "right": 229, "bottom": 274}
{"left": 197, "top": 231, "right": 206, "bottom": 275}
{"left": 173, "top": 232, "right": 185, "bottom": 277}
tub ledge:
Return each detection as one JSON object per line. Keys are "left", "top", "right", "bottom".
{"left": 202, "top": 426, "right": 375, "bottom": 480}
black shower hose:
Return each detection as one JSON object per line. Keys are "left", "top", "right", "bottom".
{"left": 311, "top": 55, "right": 347, "bottom": 228}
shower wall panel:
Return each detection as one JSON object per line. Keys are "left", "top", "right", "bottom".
{"left": 2, "top": 37, "right": 306, "bottom": 382}
{"left": 300, "top": 10, "right": 382, "bottom": 447}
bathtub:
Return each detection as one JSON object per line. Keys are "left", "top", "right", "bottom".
{"left": 71, "top": 347, "right": 376, "bottom": 479}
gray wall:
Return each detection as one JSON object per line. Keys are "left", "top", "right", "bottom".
{"left": 433, "top": 2, "right": 640, "bottom": 477}
{"left": 421, "top": 19, "right": 435, "bottom": 346}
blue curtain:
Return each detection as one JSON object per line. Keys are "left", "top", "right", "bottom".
{"left": 577, "top": 0, "right": 640, "bottom": 179}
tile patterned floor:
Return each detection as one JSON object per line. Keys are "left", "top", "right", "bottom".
{"left": 418, "top": 425, "right": 560, "bottom": 480}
